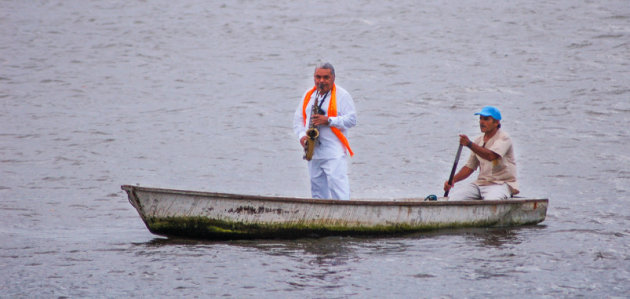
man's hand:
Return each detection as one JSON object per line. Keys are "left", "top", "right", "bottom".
{"left": 300, "top": 136, "right": 308, "bottom": 147}
{"left": 311, "top": 114, "right": 329, "bottom": 126}
{"left": 459, "top": 134, "right": 471, "bottom": 147}
{"left": 443, "top": 180, "right": 453, "bottom": 192}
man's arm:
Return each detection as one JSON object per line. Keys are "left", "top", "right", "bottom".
{"left": 329, "top": 88, "right": 357, "bottom": 129}
{"left": 459, "top": 134, "right": 500, "bottom": 161}
{"left": 444, "top": 166, "right": 474, "bottom": 192}
{"left": 293, "top": 95, "right": 308, "bottom": 142}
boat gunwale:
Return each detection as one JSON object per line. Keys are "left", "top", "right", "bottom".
{"left": 121, "top": 185, "right": 548, "bottom": 207}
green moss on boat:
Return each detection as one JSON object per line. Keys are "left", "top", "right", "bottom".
{"left": 145, "top": 216, "right": 514, "bottom": 239}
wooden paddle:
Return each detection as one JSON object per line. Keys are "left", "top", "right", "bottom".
{"left": 444, "top": 144, "right": 463, "bottom": 197}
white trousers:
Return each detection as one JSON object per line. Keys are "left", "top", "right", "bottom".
{"left": 308, "top": 156, "right": 350, "bottom": 200}
{"left": 449, "top": 182, "right": 511, "bottom": 200}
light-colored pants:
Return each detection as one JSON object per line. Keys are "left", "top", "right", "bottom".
{"left": 449, "top": 182, "right": 511, "bottom": 200}
{"left": 308, "top": 156, "right": 350, "bottom": 200}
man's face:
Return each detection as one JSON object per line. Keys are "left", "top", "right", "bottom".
{"left": 314, "top": 68, "right": 334, "bottom": 93}
{"left": 479, "top": 115, "right": 499, "bottom": 133}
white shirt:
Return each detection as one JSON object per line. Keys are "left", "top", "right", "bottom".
{"left": 293, "top": 85, "right": 357, "bottom": 159}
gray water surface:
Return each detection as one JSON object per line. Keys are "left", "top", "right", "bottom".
{"left": 2, "top": 0, "right": 629, "bottom": 297}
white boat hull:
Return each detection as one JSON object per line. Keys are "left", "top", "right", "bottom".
{"left": 122, "top": 185, "right": 548, "bottom": 239}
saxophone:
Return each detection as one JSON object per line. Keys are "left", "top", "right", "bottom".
{"left": 303, "top": 94, "right": 324, "bottom": 161}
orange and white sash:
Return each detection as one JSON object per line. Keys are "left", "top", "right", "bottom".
{"left": 301, "top": 84, "right": 354, "bottom": 156}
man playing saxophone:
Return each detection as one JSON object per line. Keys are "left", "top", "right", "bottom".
{"left": 293, "top": 62, "right": 357, "bottom": 200}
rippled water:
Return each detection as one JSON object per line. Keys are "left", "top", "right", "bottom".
{"left": 2, "top": 0, "right": 629, "bottom": 297}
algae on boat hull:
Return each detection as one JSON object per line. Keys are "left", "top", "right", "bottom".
{"left": 144, "top": 216, "right": 507, "bottom": 240}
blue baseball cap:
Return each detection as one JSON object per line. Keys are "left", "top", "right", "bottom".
{"left": 474, "top": 106, "right": 502, "bottom": 120}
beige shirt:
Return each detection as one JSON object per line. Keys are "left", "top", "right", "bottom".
{"left": 464, "top": 129, "right": 519, "bottom": 195}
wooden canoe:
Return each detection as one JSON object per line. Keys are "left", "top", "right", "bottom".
{"left": 122, "top": 185, "right": 548, "bottom": 239}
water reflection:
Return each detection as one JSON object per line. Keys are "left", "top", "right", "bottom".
{"left": 125, "top": 225, "right": 556, "bottom": 295}
{"left": 138, "top": 236, "right": 361, "bottom": 291}
{"left": 461, "top": 226, "right": 547, "bottom": 248}
{"left": 139, "top": 236, "right": 358, "bottom": 264}
{"left": 136, "top": 225, "right": 548, "bottom": 250}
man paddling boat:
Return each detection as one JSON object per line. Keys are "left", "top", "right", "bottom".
{"left": 443, "top": 106, "right": 519, "bottom": 200}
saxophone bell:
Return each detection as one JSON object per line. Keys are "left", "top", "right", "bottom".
{"left": 306, "top": 127, "right": 319, "bottom": 139}
{"left": 303, "top": 128, "right": 319, "bottom": 161}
